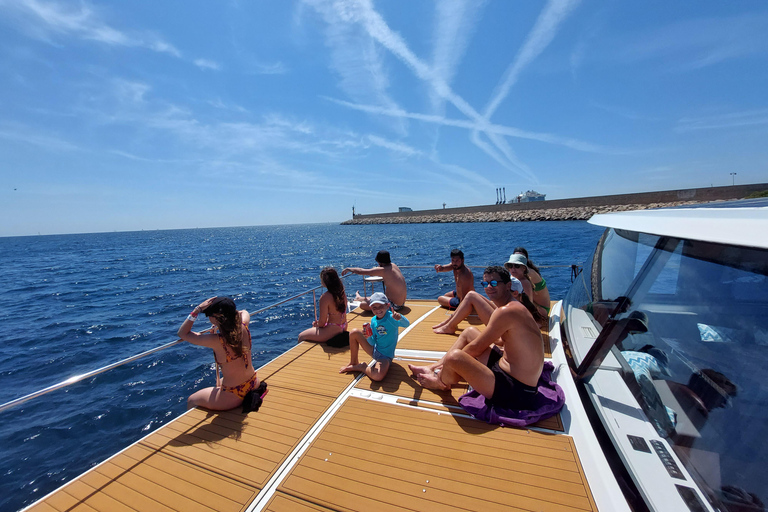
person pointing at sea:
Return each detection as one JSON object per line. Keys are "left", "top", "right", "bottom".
{"left": 342, "top": 250, "right": 407, "bottom": 311}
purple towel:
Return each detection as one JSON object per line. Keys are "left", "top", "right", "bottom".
{"left": 458, "top": 361, "right": 565, "bottom": 427}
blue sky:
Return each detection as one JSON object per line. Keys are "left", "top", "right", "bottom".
{"left": 1, "top": 0, "right": 767, "bottom": 236}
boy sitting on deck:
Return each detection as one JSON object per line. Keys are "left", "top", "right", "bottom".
{"left": 340, "top": 292, "right": 410, "bottom": 381}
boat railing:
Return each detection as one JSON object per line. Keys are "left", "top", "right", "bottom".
{"left": 0, "top": 263, "right": 582, "bottom": 414}
{"left": 399, "top": 264, "right": 582, "bottom": 281}
{"left": 0, "top": 276, "right": 356, "bottom": 414}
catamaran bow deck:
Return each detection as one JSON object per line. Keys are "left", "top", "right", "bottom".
{"left": 24, "top": 300, "right": 620, "bottom": 512}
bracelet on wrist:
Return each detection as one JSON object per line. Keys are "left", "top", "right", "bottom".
{"left": 187, "top": 314, "right": 197, "bottom": 322}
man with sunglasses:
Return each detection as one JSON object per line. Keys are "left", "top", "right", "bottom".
{"left": 432, "top": 263, "right": 544, "bottom": 334}
{"left": 410, "top": 266, "right": 544, "bottom": 410}
{"left": 434, "top": 249, "right": 474, "bottom": 310}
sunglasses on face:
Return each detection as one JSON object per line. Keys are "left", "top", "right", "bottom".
{"left": 508, "top": 264, "right": 525, "bottom": 270}
{"left": 481, "top": 280, "right": 500, "bottom": 288}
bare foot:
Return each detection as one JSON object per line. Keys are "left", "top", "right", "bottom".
{"left": 408, "top": 364, "right": 435, "bottom": 377}
{"left": 417, "top": 371, "right": 450, "bottom": 391}
{"left": 432, "top": 317, "right": 450, "bottom": 329}
{"left": 340, "top": 362, "right": 367, "bottom": 374}
{"left": 433, "top": 324, "right": 457, "bottom": 335}
{"left": 354, "top": 291, "right": 366, "bottom": 301}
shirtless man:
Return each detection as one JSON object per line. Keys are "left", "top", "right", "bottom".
{"left": 434, "top": 249, "right": 474, "bottom": 309}
{"left": 342, "top": 250, "right": 407, "bottom": 311}
{"left": 410, "top": 267, "right": 544, "bottom": 410}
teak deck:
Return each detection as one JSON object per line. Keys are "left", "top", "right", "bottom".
{"left": 25, "top": 300, "right": 594, "bottom": 512}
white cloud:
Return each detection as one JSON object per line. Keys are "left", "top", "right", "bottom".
{"left": 327, "top": 97, "right": 617, "bottom": 154}
{"left": 366, "top": 135, "right": 422, "bottom": 157}
{"left": 112, "top": 79, "right": 151, "bottom": 104}
{"left": 617, "top": 12, "right": 768, "bottom": 71}
{"left": 430, "top": 0, "right": 486, "bottom": 112}
{"left": 109, "top": 150, "right": 197, "bottom": 165}
{"left": 1, "top": 0, "right": 181, "bottom": 56}
{"left": 302, "top": 0, "right": 406, "bottom": 135}
{"left": 0, "top": 123, "right": 81, "bottom": 152}
{"left": 315, "top": 0, "right": 538, "bottom": 178}
{"left": 482, "top": 0, "right": 581, "bottom": 121}
{"left": 194, "top": 59, "right": 220, "bottom": 71}
{"left": 677, "top": 109, "right": 768, "bottom": 132}
{"left": 253, "top": 62, "right": 288, "bottom": 75}
{"left": 590, "top": 101, "right": 663, "bottom": 122}
{"left": 207, "top": 98, "right": 248, "bottom": 113}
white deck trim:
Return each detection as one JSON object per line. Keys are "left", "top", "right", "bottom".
{"left": 547, "top": 301, "right": 633, "bottom": 512}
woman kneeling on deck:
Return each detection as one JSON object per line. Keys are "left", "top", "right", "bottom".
{"left": 178, "top": 296, "right": 267, "bottom": 412}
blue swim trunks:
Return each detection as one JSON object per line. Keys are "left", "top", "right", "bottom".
{"left": 372, "top": 348, "right": 392, "bottom": 364}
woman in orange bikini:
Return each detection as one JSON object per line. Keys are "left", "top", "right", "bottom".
{"left": 298, "top": 267, "right": 348, "bottom": 342}
{"left": 178, "top": 296, "right": 266, "bottom": 411}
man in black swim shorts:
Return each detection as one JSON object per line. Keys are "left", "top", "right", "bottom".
{"left": 413, "top": 266, "right": 545, "bottom": 411}
{"left": 485, "top": 346, "right": 539, "bottom": 410}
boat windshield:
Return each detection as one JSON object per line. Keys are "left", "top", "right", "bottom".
{"left": 564, "top": 227, "right": 768, "bottom": 511}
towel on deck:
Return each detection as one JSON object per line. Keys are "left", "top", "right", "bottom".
{"left": 458, "top": 361, "right": 565, "bottom": 427}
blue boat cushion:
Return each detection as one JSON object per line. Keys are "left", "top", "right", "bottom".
{"left": 621, "top": 350, "right": 677, "bottom": 430}
{"left": 697, "top": 323, "right": 738, "bottom": 343}
{"left": 621, "top": 350, "right": 671, "bottom": 378}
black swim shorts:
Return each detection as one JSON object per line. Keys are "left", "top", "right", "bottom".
{"left": 486, "top": 347, "right": 538, "bottom": 410}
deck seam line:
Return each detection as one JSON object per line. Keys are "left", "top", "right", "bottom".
{"left": 244, "top": 370, "right": 365, "bottom": 512}
{"left": 243, "top": 305, "right": 439, "bottom": 512}
{"left": 394, "top": 305, "right": 441, "bottom": 339}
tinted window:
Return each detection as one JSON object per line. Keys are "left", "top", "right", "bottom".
{"left": 575, "top": 229, "right": 768, "bottom": 511}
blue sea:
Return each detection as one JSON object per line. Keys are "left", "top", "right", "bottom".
{"left": 0, "top": 221, "right": 604, "bottom": 512}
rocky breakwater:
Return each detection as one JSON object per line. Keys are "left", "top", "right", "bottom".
{"left": 341, "top": 201, "right": 702, "bottom": 225}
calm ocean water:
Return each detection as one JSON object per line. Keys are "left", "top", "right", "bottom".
{"left": 0, "top": 221, "right": 604, "bottom": 511}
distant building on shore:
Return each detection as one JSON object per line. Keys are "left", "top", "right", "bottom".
{"left": 399, "top": 206, "right": 413, "bottom": 212}
{"left": 516, "top": 190, "right": 546, "bottom": 203}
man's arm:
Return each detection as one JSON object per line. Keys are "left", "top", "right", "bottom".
{"left": 342, "top": 266, "right": 384, "bottom": 277}
{"left": 461, "top": 306, "right": 514, "bottom": 358}
{"left": 434, "top": 263, "right": 452, "bottom": 273}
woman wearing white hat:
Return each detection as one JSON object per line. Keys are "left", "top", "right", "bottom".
{"left": 505, "top": 249, "right": 550, "bottom": 318}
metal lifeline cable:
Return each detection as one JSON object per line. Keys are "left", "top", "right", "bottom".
{"left": 0, "top": 275, "right": 357, "bottom": 414}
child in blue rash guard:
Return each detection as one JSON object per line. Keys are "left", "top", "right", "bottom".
{"left": 339, "top": 292, "right": 410, "bottom": 381}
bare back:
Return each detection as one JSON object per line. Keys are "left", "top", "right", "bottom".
{"left": 321, "top": 291, "right": 347, "bottom": 326}
{"left": 212, "top": 311, "right": 256, "bottom": 387}
{"left": 381, "top": 263, "right": 407, "bottom": 306}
